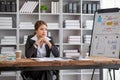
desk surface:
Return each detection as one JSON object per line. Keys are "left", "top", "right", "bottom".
{"left": 0, "top": 56, "right": 120, "bottom": 71}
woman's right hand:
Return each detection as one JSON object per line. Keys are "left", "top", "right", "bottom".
{"left": 35, "top": 38, "right": 44, "bottom": 48}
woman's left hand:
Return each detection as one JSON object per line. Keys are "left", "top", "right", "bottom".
{"left": 41, "top": 38, "right": 52, "bottom": 48}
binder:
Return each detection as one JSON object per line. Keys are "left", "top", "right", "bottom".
{"left": 87, "top": 3, "right": 92, "bottom": 14}
{"left": 1, "top": 1, "right": 6, "bottom": 12}
{"left": 92, "top": 3, "right": 97, "bottom": 14}
{"left": 82, "top": 3, "right": 87, "bottom": 13}
{"left": 11, "top": 1, "right": 16, "bottom": 12}
{"left": 72, "top": 3, "right": 77, "bottom": 13}
{"left": 68, "top": 2, "right": 73, "bottom": 13}
{"left": 6, "top": 1, "right": 11, "bottom": 12}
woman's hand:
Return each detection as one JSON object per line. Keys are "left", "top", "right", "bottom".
{"left": 35, "top": 38, "right": 52, "bottom": 48}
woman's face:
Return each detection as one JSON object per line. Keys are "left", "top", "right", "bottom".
{"left": 35, "top": 24, "right": 47, "bottom": 38}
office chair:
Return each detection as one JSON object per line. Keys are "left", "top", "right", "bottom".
{"left": 21, "top": 70, "right": 59, "bottom": 80}
{"left": 21, "top": 71, "right": 33, "bottom": 80}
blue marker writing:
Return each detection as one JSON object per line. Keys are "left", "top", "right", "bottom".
{"left": 97, "top": 16, "right": 102, "bottom": 22}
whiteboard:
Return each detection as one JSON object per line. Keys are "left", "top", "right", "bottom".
{"left": 90, "top": 8, "right": 120, "bottom": 58}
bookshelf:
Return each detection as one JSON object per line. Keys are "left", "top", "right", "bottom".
{"left": 0, "top": 0, "right": 102, "bottom": 80}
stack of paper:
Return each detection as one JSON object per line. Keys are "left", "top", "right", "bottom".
{"left": 84, "top": 35, "right": 91, "bottom": 44}
{"left": 19, "top": 22, "right": 34, "bottom": 29}
{"left": 68, "top": 36, "right": 81, "bottom": 44}
{"left": 1, "top": 47, "right": 15, "bottom": 54}
{"left": 0, "top": 17, "right": 12, "bottom": 29}
{"left": 63, "top": 49, "right": 80, "bottom": 58}
{"left": 32, "top": 57, "right": 72, "bottom": 61}
{"left": 1, "top": 36, "right": 16, "bottom": 44}
{"left": 85, "top": 20, "right": 93, "bottom": 29}
{"left": 64, "top": 20, "right": 80, "bottom": 29}
{"left": 20, "top": 1, "right": 38, "bottom": 13}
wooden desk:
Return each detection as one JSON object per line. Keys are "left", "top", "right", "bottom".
{"left": 0, "top": 58, "right": 97, "bottom": 71}
{"left": 0, "top": 56, "right": 120, "bottom": 80}
{"left": 0, "top": 56, "right": 120, "bottom": 70}
{"left": 90, "top": 56, "right": 120, "bottom": 68}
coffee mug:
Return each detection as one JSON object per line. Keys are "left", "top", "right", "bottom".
{"left": 16, "top": 50, "right": 22, "bottom": 59}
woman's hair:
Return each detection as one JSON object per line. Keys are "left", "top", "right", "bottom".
{"left": 34, "top": 20, "right": 47, "bottom": 31}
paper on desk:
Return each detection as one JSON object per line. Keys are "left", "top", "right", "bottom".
{"left": 31, "top": 57, "right": 72, "bottom": 61}
{"left": 79, "top": 58, "right": 92, "bottom": 60}
{"left": 78, "top": 57, "right": 92, "bottom": 61}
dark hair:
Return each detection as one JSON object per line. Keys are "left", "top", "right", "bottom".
{"left": 34, "top": 20, "right": 47, "bottom": 31}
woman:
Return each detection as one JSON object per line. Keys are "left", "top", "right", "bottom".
{"left": 21, "top": 20, "right": 59, "bottom": 80}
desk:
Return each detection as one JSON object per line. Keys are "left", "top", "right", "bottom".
{"left": 0, "top": 58, "right": 97, "bottom": 71}
{"left": 0, "top": 56, "right": 120, "bottom": 80}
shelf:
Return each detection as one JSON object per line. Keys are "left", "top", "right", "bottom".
{"left": 19, "top": 28, "right": 34, "bottom": 30}
{"left": 0, "top": 12, "right": 17, "bottom": 14}
{"left": 40, "top": 13, "right": 60, "bottom": 15}
{"left": 63, "top": 28, "right": 81, "bottom": 30}
{"left": 82, "top": 14, "right": 94, "bottom": 16}
{"left": 63, "top": 43, "right": 81, "bottom": 45}
{"left": 48, "top": 28, "right": 60, "bottom": 30}
{"left": 0, "top": 75, "right": 16, "bottom": 77}
{"left": 19, "top": 13, "right": 39, "bottom": 15}
{"left": 82, "top": 28, "right": 92, "bottom": 30}
{"left": 0, "top": 71, "right": 16, "bottom": 76}
{"left": 83, "top": 0, "right": 100, "bottom": 1}
{"left": 62, "top": 13, "right": 81, "bottom": 15}
{"left": 0, "top": 44, "right": 17, "bottom": 45}
{"left": 82, "top": 43, "right": 90, "bottom": 46}
{"left": 0, "top": 28, "right": 17, "bottom": 30}
{"left": 61, "top": 72, "right": 99, "bottom": 75}
{"left": 0, "top": 0, "right": 101, "bottom": 80}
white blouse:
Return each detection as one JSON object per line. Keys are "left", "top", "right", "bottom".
{"left": 31, "top": 35, "right": 51, "bottom": 58}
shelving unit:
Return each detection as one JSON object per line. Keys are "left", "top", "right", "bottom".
{"left": 0, "top": 0, "right": 102, "bottom": 80}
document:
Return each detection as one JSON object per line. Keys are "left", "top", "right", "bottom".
{"left": 31, "top": 57, "right": 72, "bottom": 61}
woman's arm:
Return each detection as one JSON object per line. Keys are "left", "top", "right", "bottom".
{"left": 25, "top": 35, "right": 37, "bottom": 58}
{"left": 49, "top": 37, "right": 60, "bottom": 57}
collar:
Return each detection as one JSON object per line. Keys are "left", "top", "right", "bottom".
{"left": 31, "top": 34, "right": 51, "bottom": 41}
